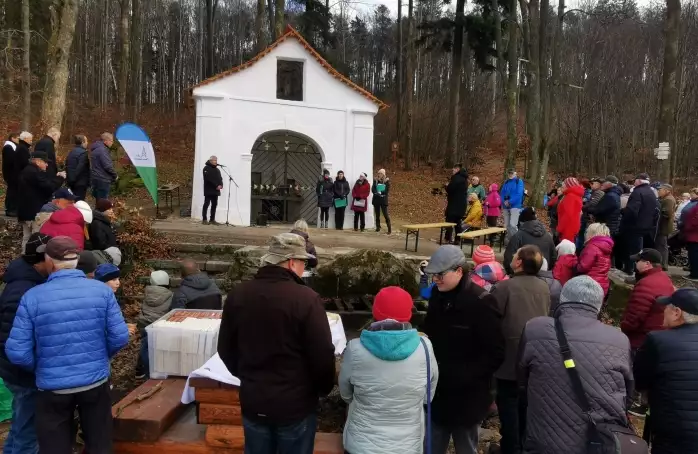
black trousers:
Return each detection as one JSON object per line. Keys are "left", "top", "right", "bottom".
{"left": 353, "top": 211, "right": 365, "bottom": 230}
{"left": 36, "top": 381, "right": 112, "bottom": 454}
{"left": 203, "top": 195, "right": 218, "bottom": 221}
{"left": 69, "top": 185, "right": 88, "bottom": 202}
{"left": 497, "top": 378, "right": 525, "bottom": 454}
{"left": 486, "top": 215, "right": 499, "bottom": 227}
{"left": 374, "top": 205, "right": 391, "bottom": 232}
{"left": 319, "top": 207, "right": 330, "bottom": 223}
{"left": 335, "top": 206, "right": 346, "bottom": 229}
{"left": 4, "top": 181, "right": 18, "bottom": 214}
{"left": 444, "top": 214, "right": 463, "bottom": 243}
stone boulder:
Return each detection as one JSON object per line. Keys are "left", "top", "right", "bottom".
{"left": 313, "top": 249, "right": 420, "bottom": 298}
{"left": 605, "top": 270, "right": 633, "bottom": 324}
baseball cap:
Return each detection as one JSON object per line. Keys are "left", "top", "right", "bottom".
{"left": 77, "top": 250, "right": 98, "bottom": 274}
{"left": 657, "top": 288, "right": 698, "bottom": 316}
{"left": 424, "top": 245, "right": 467, "bottom": 274}
{"left": 603, "top": 175, "right": 619, "bottom": 185}
{"left": 659, "top": 183, "right": 673, "bottom": 191}
{"left": 630, "top": 248, "right": 662, "bottom": 265}
{"left": 636, "top": 172, "right": 650, "bottom": 181}
{"left": 23, "top": 233, "right": 52, "bottom": 264}
{"left": 53, "top": 188, "right": 76, "bottom": 201}
{"left": 261, "top": 233, "right": 315, "bottom": 265}
{"left": 39, "top": 236, "right": 79, "bottom": 261}
{"left": 372, "top": 286, "right": 414, "bottom": 322}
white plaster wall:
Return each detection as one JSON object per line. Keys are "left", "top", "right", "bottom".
{"left": 191, "top": 38, "right": 379, "bottom": 228}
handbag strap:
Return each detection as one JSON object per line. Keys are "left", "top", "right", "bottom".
{"left": 420, "top": 337, "right": 432, "bottom": 454}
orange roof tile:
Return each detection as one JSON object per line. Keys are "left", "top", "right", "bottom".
{"left": 192, "top": 25, "right": 388, "bottom": 110}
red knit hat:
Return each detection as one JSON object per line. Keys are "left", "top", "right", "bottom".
{"left": 564, "top": 177, "right": 580, "bottom": 188}
{"left": 472, "top": 245, "right": 496, "bottom": 265}
{"left": 373, "top": 286, "right": 414, "bottom": 322}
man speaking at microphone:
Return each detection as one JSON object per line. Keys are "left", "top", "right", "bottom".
{"left": 202, "top": 155, "right": 224, "bottom": 225}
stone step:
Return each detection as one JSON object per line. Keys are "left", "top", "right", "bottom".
{"left": 136, "top": 276, "right": 227, "bottom": 288}
{"left": 145, "top": 259, "right": 233, "bottom": 273}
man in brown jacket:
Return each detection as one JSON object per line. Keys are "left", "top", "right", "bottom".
{"left": 491, "top": 245, "right": 551, "bottom": 454}
{"left": 217, "top": 233, "right": 336, "bottom": 454}
{"left": 655, "top": 184, "right": 676, "bottom": 269}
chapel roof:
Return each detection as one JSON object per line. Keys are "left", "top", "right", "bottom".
{"left": 192, "top": 25, "right": 387, "bottom": 110}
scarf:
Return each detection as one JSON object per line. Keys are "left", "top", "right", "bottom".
{"left": 3, "top": 140, "right": 16, "bottom": 151}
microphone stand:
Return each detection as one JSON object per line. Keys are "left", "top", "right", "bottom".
{"left": 218, "top": 165, "right": 239, "bottom": 226}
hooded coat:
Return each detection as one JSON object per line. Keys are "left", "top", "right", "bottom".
{"left": 556, "top": 185, "right": 585, "bottom": 242}
{"left": 620, "top": 267, "right": 674, "bottom": 349}
{"left": 203, "top": 160, "right": 224, "bottom": 197}
{"left": 504, "top": 220, "right": 557, "bottom": 275}
{"left": 463, "top": 199, "right": 483, "bottom": 226}
{"left": 316, "top": 176, "right": 334, "bottom": 208}
{"left": 484, "top": 184, "right": 502, "bottom": 217}
{"left": 40, "top": 206, "right": 87, "bottom": 249}
{"left": 172, "top": 272, "right": 222, "bottom": 310}
{"left": 500, "top": 177, "right": 525, "bottom": 209}
{"left": 519, "top": 303, "right": 633, "bottom": 454}
{"left": 576, "top": 236, "right": 614, "bottom": 295}
{"left": 587, "top": 185, "right": 622, "bottom": 235}
{"left": 351, "top": 179, "right": 371, "bottom": 213}
{"left": 65, "top": 145, "right": 90, "bottom": 188}
{"left": 0, "top": 258, "right": 45, "bottom": 388}
{"left": 445, "top": 169, "right": 469, "bottom": 218}
{"left": 683, "top": 203, "right": 698, "bottom": 243}
{"left": 88, "top": 210, "right": 118, "bottom": 251}
{"left": 137, "top": 285, "right": 174, "bottom": 330}
{"left": 2, "top": 141, "right": 17, "bottom": 186}
{"left": 339, "top": 329, "right": 438, "bottom": 454}
{"left": 552, "top": 254, "right": 578, "bottom": 286}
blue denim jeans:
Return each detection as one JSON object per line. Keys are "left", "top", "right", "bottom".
{"left": 91, "top": 179, "right": 111, "bottom": 200}
{"left": 139, "top": 329, "right": 150, "bottom": 378}
{"left": 3, "top": 383, "right": 38, "bottom": 454}
{"left": 242, "top": 413, "right": 316, "bottom": 454}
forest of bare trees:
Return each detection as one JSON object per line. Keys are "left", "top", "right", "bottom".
{"left": 0, "top": 0, "right": 696, "bottom": 202}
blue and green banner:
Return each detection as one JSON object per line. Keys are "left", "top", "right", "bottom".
{"left": 115, "top": 123, "right": 158, "bottom": 204}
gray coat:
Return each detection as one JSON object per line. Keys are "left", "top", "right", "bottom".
{"left": 172, "top": 273, "right": 222, "bottom": 310}
{"left": 138, "top": 285, "right": 173, "bottom": 330}
{"left": 518, "top": 303, "right": 633, "bottom": 454}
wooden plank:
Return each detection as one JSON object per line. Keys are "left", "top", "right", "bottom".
{"left": 196, "top": 387, "right": 240, "bottom": 405}
{"left": 188, "top": 377, "right": 238, "bottom": 390}
{"left": 403, "top": 222, "right": 456, "bottom": 229}
{"left": 198, "top": 403, "right": 243, "bottom": 425}
{"left": 114, "top": 423, "right": 234, "bottom": 454}
{"left": 458, "top": 227, "right": 506, "bottom": 239}
{"left": 206, "top": 425, "right": 343, "bottom": 454}
{"left": 112, "top": 378, "right": 190, "bottom": 442}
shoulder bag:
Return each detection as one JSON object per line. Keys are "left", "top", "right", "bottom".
{"left": 420, "top": 337, "right": 432, "bottom": 454}
{"left": 554, "top": 316, "right": 649, "bottom": 454}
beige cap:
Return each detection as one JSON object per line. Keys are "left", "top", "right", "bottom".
{"left": 261, "top": 233, "right": 315, "bottom": 265}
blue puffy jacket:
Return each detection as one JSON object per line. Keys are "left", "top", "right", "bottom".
{"left": 5, "top": 269, "right": 129, "bottom": 391}
{"left": 500, "top": 177, "right": 525, "bottom": 209}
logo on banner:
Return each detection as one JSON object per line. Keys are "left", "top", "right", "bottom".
{"left": 133, "top": 145, "right": 149, "bottom": 161}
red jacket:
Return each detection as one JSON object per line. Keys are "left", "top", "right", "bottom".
{"left": 552, "top": 254, "right": 577, "bottom": 285}
{"left": 683, "top": 203, "right": 698, "bottom": 243}
{"left": 556, "top": 185, "right": 585, "bottom": 242}
{"left": 39, "top": 206, "right": 86, "bottom": 250}
{"left": 351, "top": 180, "right": 371, "bottom": 213}
{"left": 620, "top": 267, "right": 674, "bottom": 349}
{"left": 576, "top": 236, "right": 613, "bottom": 296}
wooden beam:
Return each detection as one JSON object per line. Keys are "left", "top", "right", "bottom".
{"left": 198, "top": 403, "right": 243, "bottom": 425}
{"left": 114, "top": 423, "right": 234, "bottom": 454}
{"left": 196, "top": 388, "right": 240, "bottom": 405}
{"left": 205, "top": 425, "right": 344, "bottom": 453}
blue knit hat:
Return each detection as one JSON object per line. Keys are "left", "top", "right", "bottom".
{"left": 95, "top": 263, "right": 120, "bottom": 283}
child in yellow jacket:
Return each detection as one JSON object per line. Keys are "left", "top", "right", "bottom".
{"left": 463, "top": 193, "right": 483, "bottom": 230}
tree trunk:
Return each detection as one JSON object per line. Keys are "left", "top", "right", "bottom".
{"left": 274, "top": 0, "right": 284, "bottom": 39}
{"left": 21, "top": 0, "right": 30, "bottom": 130}
{"left": 524, "top": 0, "right": 540, "bottom": 184}
{"left": 530, "top": 0, "right": 550, "bottom": 207}
{"left": 131, "top": 0, "right": 142, "bottom": 119}
{"left": 396, "top": 0, "right": 402, "bottom": 152}
{"left": 205, "top": 0, "right": 217, "bottom": 78}
{"left": 492, "top": 0, "right": 504, "bottom": 96}
{"left": 267, "top": 0, "right": 276, "bottom": 40}
{"left": 41, "top": 0, "right": 79, "bottom": 129}
{"left": 657, "top": 0, "right": 680, "bottom": 182}
{"left": 255, "top": 0, "right": 267, "bottom": 51}
{"left": 446, "top": 0, "right": 466, "bottom": 168}
{"left": 119, "top": 0, "right": 131, "bottom": 115}
{"left": 404, "top": 0, "right": 414, "bottom": 170}
{"left": 504, "top": 0, "right": 518, "bottom": 179}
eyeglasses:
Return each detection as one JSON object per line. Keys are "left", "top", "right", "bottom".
{"left": 431, "top": 267, "right": 461, "bottom": 280}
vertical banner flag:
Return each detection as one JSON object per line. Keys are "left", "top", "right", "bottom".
{"left": 115, "top": 123, "right": 158, "bottom": 204}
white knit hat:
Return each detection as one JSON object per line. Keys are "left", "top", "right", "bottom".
{"left": 560, "top": 276, "right": 604, "bottom": 312}
{"left": 105, "top": 246, "right": 122, "bottom": 266}
{"left": 556, "top": 239, "right": 576, "bottom": 256}
{"left": 75, "top": 200, "right": 93, "bottom": 224}
{"left": 150, "top": 270, "right": 170, "bottom": 286}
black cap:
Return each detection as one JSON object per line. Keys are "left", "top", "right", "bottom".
{"left": 454, "top": 163, "right": 463, "bottom": 169}
{"left": 77, "top": 251, "right": 98, "bottom": 275}
{"left": 30, "top": 150, "right": 48, "bottom": 161}
{"left": 53, "top": 188, "right": 76, "bottom": 201}
{"left": 636, "top": 172, "right": 650, "bottom": 181}
{"left": 23, "top": 233, "right": 52, "bottom": 264}
{"left": 630, "top": 248, "right": 662, "bottom": 265}
{"left": 657, "top": 288, "right": 698, "bottom": 316}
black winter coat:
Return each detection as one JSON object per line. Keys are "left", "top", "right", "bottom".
{"left": 587, "top": 185, "right": 622, "bottom": 235}
{"left": 34, "top": 135, "right": 57, "bottom": 178}
{"left": 65, "top": 145, "right": 90, "bottom": 188}
{"left": 422, "top": 276, "right": 505, "bottom": 426}
{"left": 13, "top": 140, "right": 31, "bottom": 177}
{"left": 89, "top": 211, "right": 118, "bottom": 251}
{"left": 445, "top": 169, "right": 469, "bottom": 218}
{"left": 17, "top": 163, "right": 64, "bottom": 222}
{"left": 371, "top": 178, "right": 390, "bottom": 207}
{"left": 333, "top": 178, "right": 350, "bottom": 200}
{"left": 634, "top": 323, "right": 698, "bottom": 454}
{"left": 0, "top": 257, "right": 45, "bottom": 388}
{"left": 504, "top": 220, "right": 557, "bottom": 274}
{"left": 621, "top": 183, "right": 660, "bottom": 236}
{"left": 316, "top": 177, "right": 334, "bottom": 208}
{"left": 203, "top": 161, "right": 224, "bottom": 197}
{"left": 2, "top": 142, "right": 16, "bottom": 185}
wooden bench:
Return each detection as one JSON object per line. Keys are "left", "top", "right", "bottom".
{"left": 458, "top": 227, "right": 507, "bottom": 256}
{"left": 402, "top": 222, "right": 456, "bottom": 252}
{"left": 113, "top": 378, "right": 189, "bottom": 442}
